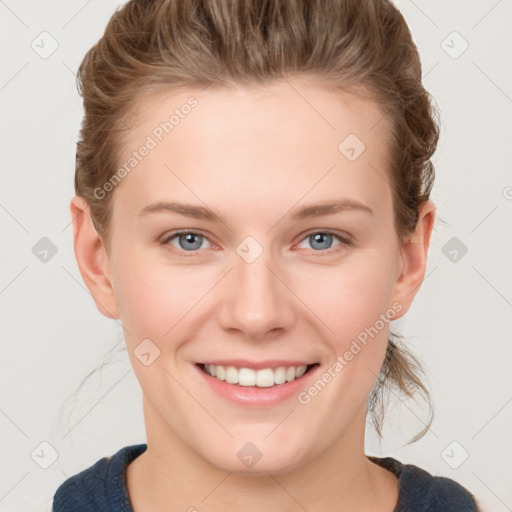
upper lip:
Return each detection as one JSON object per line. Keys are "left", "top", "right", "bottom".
{"left": 197, "top": 359, "right": 317, "bottom": 370}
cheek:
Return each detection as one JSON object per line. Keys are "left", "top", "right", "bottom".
{"left": 296, "top": 253, "right": 396, "bottom": 396}
{"left": 297, "top": 255, "right": 396, "bottom": 344}
{"left": 111, "top": 248, "right": 216, "bottom": 342}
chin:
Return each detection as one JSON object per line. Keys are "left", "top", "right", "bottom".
{"left": 204, "top": 438, "right": 311, "bottom": 475}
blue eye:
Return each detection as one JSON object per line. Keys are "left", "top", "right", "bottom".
{"left": 297, "top": 231, "right": 351, "bottom": 252}
{"left": 161, "top": 230, "right": 351, "bottom": 256}
{"left": 163, "top": 231, "right": 212, "bottom": 253}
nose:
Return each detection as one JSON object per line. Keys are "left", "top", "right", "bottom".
{"left": 218, "top": 246, "right": 297, "bottom": 340}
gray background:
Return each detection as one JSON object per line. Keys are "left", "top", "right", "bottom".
{"left": 1, "top": 1, "right": 511, "bottom": 511}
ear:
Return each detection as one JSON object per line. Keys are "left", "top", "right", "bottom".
{"left": 390, "top": 200, "right": 436, "bottom": 318}
{"left": 70, "top": 195, "right": 120, "bottom": 319}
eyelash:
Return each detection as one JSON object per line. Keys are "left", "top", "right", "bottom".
{"left": 160, "top": 229, "right": 352, "bottom": 257}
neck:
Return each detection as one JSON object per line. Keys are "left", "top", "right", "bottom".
{"left": 126, "top": 398, "right": 398, "bottom": 512}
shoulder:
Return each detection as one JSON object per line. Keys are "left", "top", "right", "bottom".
{"left": 369, "top": 456, "right": 481, "bottom": 512}
{"left": 52, "top": 444, "right": 147, "bottom": 512}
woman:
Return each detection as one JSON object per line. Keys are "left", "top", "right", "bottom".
{"left": 53, "top": 0, "right": 479, "bottom": 510}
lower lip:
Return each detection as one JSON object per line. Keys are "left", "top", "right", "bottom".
{"left": 195, "top": 364, "right": 319, "bottom": 407}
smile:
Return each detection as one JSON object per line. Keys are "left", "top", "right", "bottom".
{"left": 199, "top": 363, "right": 318, "bottom": 387}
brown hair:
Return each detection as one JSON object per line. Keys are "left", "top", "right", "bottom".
{"left": 72, "top": 0, "right": 440, "bottom": 441}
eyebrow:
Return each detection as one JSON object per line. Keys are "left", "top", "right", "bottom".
{"left": 138, "top": 201, "right": 224, "bottom": 222}
{"left": 290, "top": 199, "right": 373, "bottom": 219}
{"left": 137, "top": 198, "right": 373, "bottom": 222}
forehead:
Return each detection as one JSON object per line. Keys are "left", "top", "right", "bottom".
{"left": 113, "top": 78, "right": 393, "bottom": 219}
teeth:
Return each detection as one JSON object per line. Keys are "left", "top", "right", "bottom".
{"left": 203, "top": 364, "right": 309, "bottom": 387}
{"left": 216, "top": 365, "right": 226, "bottom": 381}
{"left": 225, "top": 366, "right": 238, "bottom": 384}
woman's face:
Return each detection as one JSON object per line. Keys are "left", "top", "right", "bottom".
{"left": 93, "top": 77, "right": 432, "bottom": 473}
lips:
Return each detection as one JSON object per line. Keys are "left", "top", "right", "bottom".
{"left": 194, "top": 360, "right": 320, "bottom": 407}
{"left": 198, "top": 359, "right": 316, "bottom": 370}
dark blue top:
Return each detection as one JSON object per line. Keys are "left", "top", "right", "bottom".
{"left": 52, "top": 443, "right": 480, "bottom": 511}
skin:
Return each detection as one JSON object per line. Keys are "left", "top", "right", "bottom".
{"left": 71, "top": 76, "right": 435, "bottom": 511}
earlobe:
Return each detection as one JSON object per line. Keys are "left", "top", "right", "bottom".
{"left": 391, "top": 200, "right": 436, "bottom": 316}
{"left": 70, "top": 195, "right": 120, "bottom": 319}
